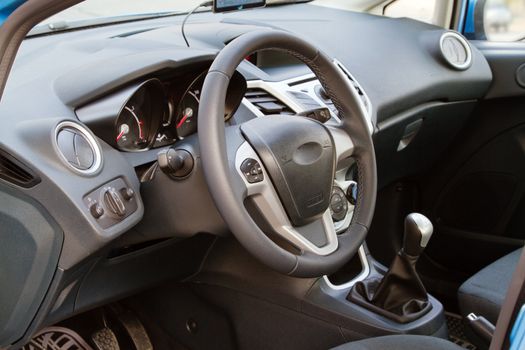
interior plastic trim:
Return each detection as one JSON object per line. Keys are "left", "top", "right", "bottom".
{"left": 322, "top": 245, "right": 370, "bottom": 290}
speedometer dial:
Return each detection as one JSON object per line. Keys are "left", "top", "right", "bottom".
{"left": 174, "top": 70, "right": 247, "bottom": 139}
{"left": 116, "top": 104, "right": 148, "bottom": 150}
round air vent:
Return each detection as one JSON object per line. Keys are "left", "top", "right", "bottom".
{"left": 439, "top": 32, "right": 472, "bottom": 70}
{"left": 55, "top": 121, "right": 102, "bottom": 175}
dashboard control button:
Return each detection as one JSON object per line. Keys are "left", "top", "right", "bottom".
{"left": 158, "top": 148, "right": 194, "bottom": 179}
{"left": 103, "top": 187, "right": 126, "bottom": 217}
{"left": 120, "top": 187, "right": 135, "bottom": 201}
{"left": 83, "top": 177, "right": 138, "bottom": 229}
{"left": 240, "top": 158, "right": 264, "bottom": 183}
{"left": 330, "top": 186, "right": 348, "bottom": 222}
{"left": 89, "top": 202, "right": 104, "bottom": 219}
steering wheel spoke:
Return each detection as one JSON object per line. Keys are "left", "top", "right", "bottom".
{"left": 234, "top": 141, "right": 339, "bottom": 255}
{"left": 326, "top": 124, "right": 355, "bottom": 165}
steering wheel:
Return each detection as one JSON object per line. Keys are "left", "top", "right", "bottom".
{"left": 198, "top": 30, "right": 377, "bottom": 278}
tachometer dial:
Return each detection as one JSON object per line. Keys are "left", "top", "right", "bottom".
{"left": 175, "top": 91, "right": 199, "bottom": 139}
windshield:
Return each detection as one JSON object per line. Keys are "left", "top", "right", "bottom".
{"left": 30, "top": 0, "right": 329, "bottom": 35}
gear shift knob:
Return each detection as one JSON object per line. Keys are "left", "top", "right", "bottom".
{"left": 403, "top": 213, "right": 433, "bottom": 257}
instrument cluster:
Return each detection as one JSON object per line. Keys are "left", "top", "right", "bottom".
{"left": 80, "top": 69, "right": 247, "bottom": 152}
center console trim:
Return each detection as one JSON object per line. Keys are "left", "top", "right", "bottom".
{"left": 322, "top": 245, "right": 370, "bottom": 290}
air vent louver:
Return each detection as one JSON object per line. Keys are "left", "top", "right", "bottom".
{"left": 334, "top": 60, "right": 371, "bottom": 115}
{"left": 288, "top": 91, "right": 321, "bottom": 110}
{"left": 439, "top": 32, "right": 472, "bottom": 70}
{"left": 55, "top": 121, "right": 102, "bottom": 176}
{"left": 0, "top": 150, "right": 39, "bottom": 188}
{"left": 245, "top": 89, "right": 294, "bottom": 115}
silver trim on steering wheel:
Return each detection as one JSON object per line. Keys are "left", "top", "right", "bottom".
{"left": 235, "top": 141, "right": 339, "bottom": 256}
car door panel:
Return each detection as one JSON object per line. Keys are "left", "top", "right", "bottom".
{"left": 420, "top": 41, "right": 525, "bottom": 277}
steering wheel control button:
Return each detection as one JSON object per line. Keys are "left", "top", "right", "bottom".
{"left": 89, "top": 202, "right": 104, "bottom": 219}
{"left": 83, "top": 177, "right": 138, "bottom": 229}
{"left": 240, "top": 158, "right": 264, "bottom": 183}
{"left": 330, "top": 186, "right": 348, "bottom": 222}
{"left": 158, "top": 148, "right": 194, "bottom": 179}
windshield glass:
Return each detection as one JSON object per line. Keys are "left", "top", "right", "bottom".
{"left": 40, "top": 0, "right": 204, "bottom": 26}
{"left": 30, "top": 0, "right": 326, "bottom": 35}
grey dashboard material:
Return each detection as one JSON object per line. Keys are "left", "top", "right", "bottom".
{"left": 0, "top": 2, "right": 493, "bottom": 348}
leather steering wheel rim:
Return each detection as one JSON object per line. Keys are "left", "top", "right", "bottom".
{"left": 198, "top": 30, "right": 377, "bottom": 277}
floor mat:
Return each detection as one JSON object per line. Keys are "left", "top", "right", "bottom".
{"left": 21, "top": 326, "right": 94, "bottom": 350}
{"left": 446, "top": 312, "right": 477, "bottom": 350}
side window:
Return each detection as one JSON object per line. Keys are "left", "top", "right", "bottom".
{"left": 383, "top": 0, "right": 438, "bottom": 25}
{"left": 377, "top": 0, "right": 454, "bottom": 28}
{"left": 483, "top": 0, "right": 525, "bottom": 41}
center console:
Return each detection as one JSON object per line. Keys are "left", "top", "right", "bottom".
{"left": 305, "top": 214, "right": 448, "bottom": 339}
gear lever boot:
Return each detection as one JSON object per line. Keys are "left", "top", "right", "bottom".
{"left": 348, "top": 213, "right": 434, "bottom": 323}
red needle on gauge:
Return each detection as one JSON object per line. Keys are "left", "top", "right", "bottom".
{"left": 116, "top": 130, "right": 125, "bottom": 141}
{"left": 176, "top": 113, "right": 190, "bottom": 129}
{"left": 138, "top": 121, "right": 144, "bottom": 139}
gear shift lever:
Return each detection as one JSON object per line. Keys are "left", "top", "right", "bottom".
{"left": 403, "top": 213, "right": 433, "bottom": 257}
{"left": 348, "top": 213, "right": 434, "bottom": 323}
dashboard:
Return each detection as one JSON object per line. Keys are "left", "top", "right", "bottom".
{"left": 0, "top": 3, "right": 494, "bottom": 347}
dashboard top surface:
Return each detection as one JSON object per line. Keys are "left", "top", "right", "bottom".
{"left": 7, "top": 3, "right": 491, "bottom": 120}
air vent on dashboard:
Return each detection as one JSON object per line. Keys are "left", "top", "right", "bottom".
{"left": 288, "top": 91, "right": 322, "bottom": 110}
{"left": 439, "top": 32, "right": 472, "bottom": 70}
{"left": 55, "top": 121, "right": 102, "bottom": 176}
{"left": 0, "top": 150, "right": 40, "bottom": 188}
{"left": 245, "top": 88, "right": 294, "bottom": 115}
{"left": 334, "top": 60, "right": 371, "bottom": 114}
